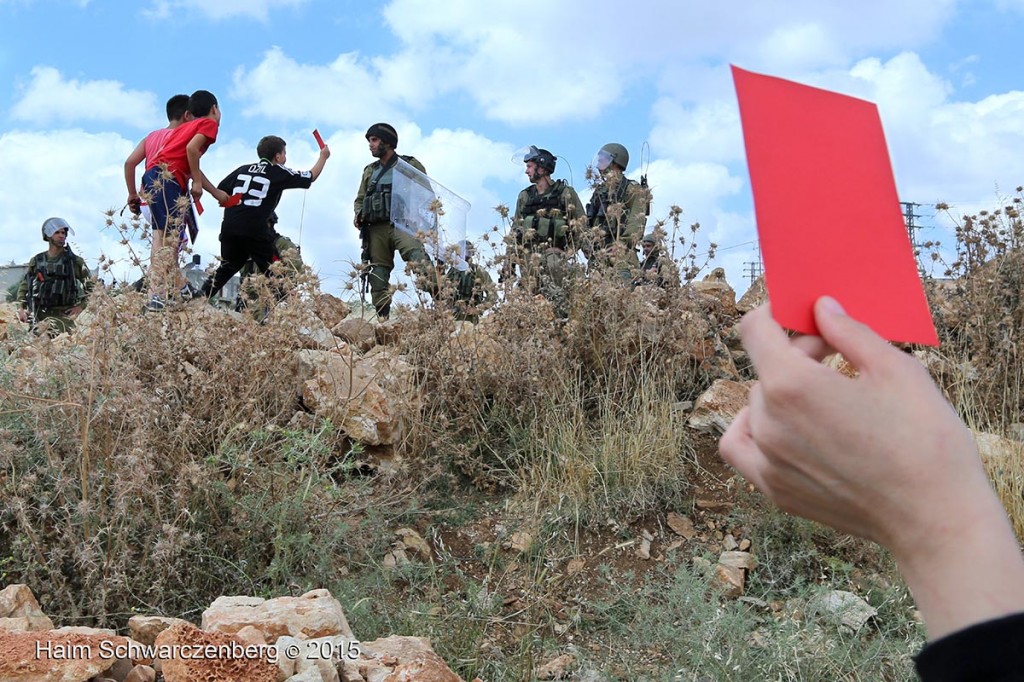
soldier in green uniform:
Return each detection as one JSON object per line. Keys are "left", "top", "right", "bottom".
{"left": 635, "top": 231, "right": 679, "bottom": 289}
{"left": 508, "top": 146, "right": 584, "bottom": 314}
{"left": 353, "top": 122, "right": 434, "bottom": 320}
{"left": 16, "top": 217, "right": 93, "bottom": 335}
{"left": 584, "top": 143, "right": 649, "bottom": 282}
{"left": 442, "top": 240, "right": 495, "bottom": 323}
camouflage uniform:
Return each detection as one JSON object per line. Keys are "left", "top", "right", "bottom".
{"left": 585, "top": 173, "right": 648, "bottom": 282}
{"left": 511, "top": 180, "right": 584, "bottom": 312}
{"left": 354, "top": 152, "right": 433, "bottom": 319}
{"left": 636, "top": 238, "right": 679, "bottom": 290}
{"left": 443, "top": 256, "right": 495, "bottom": 323}
{"left": 17, "top": 248, "right": 92, "bottom": 335}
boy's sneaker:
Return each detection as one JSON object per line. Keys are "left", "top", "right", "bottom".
{"left": 179, "top": 283, "right": 195, "bottom": 301}
{"left": 145, "top": 295, "right": 166, "bottom": 312}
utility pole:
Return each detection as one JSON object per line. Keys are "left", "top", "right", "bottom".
{"left": 902, "top": 201, "right": 923, "bottom": 250}
{"left": 743, "top": 243, "right": 763, "bottom": 285}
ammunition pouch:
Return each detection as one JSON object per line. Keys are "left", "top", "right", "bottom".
{"left": 361, "top": 187, "right": 391, "bottom": 224}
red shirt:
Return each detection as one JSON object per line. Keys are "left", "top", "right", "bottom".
{"left": 149, "top": 117, "right": 219, "bottom": 189}
{"left": 143, "top": 127, "right": 174, "bottom": 169}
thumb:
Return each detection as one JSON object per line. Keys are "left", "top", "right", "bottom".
{"left": 813, "top": 296, "right": 893, "bottom": 373}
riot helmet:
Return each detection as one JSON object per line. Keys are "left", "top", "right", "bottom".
{"left": 524, "top": 146, "right": 556, "bottom": 173}
{"left": 594, "top": 143, "right": 629, "bottom": 172}
{"left": 41, "top": 217, "right": 74, "bottom": 242}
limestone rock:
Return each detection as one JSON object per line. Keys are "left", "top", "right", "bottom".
{"left": 297, "top": 347, "right": 397, "bottom": 446}
{"left": 332, "top": 317, "right": 377, "bottom": 352}
{"left": 0, "top": 584, "right": 54, "bottom": 631}
{"left": 358, "top": 635, "right": 464, "bottom": 682}
{"left": 283, "top": 634, "right": 357, "bottom": 682}
{"left": 536, "top": 653, "right": 576, "bottom": 680}
{"left": 288, "top": 667, "right": 326, "bottom": 681}
{"left": 736, "top": 275, "right": 767, "bottom": 313}
{"left": 0, "top": 628, "right": 127, "bottom": 682}
{"left": 692, "top": 277, "right": 737, "bottom": 315}
{"left": 687, "top": 379, "right": 753, "bottom": 435}
{"left": 315, "top": 294, "right": 352, "bottom": 329}
{"left": 128, "top": 615, "right": 190, "bottom": 647}
{"left": 0, "top": 302, "right": 22, "bottom": 340}
{"left": 667, "top": 512, "right": 696, "bottom": 540}
{"left": 374, "top": 317, "right": 404, "bottom": 346}
{"left": 807, "top": 590, "right": 877, "bottom": 632}
{"left": 396, "top": 528, "right": 432, "bottom": 561}
{"left": 712, "top": 563, "right": 745, "bottom": 598}
{"left": 155, "top": 621, "right": 277, "bottom": 682}
{"left": 202, "top": 589, "right": 355, "bottom": 642}
{"left": 124, "top": 665, "right": 157, "bottom": 682}
{"left": 718, "top": 551, "right": 757, "bottom": 571}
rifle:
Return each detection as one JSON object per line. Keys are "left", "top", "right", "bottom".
{"left": 357, "top": 214, "right": 371, "bottom": 308}
{"left": 24, "top": 269, "right": 39, "bottom": 331}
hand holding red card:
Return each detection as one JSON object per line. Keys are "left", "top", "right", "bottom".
{"left": 221, "top": 193, "right": 243, "bottom": 208}
{"left": 732, "top": 66, "right": 937, "bottom": 346}
{"left": 313, "top": 129, "right": 325, "bottom": 150}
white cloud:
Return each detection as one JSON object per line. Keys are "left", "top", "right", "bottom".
{"left": 231, "top": 48, "right": 401, "bottom": 127}
{"left": 144, "top": 0, "right": 307, "bottom": 21}
{"left": 649, "top": 97, "right": 744, "bottom": 165}
{"left": 0, "top": 129, "right": 142, "bottom": 279}
{"left": 11, "top": 67, "right": 159, "bottom": 128}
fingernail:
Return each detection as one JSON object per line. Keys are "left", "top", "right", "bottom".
{"left": 819, "top": 296, "right": 845, "bottom": 316}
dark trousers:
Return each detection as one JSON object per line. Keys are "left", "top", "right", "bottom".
{"left": 202, "top": 233, "right": 277, "bottom": 298}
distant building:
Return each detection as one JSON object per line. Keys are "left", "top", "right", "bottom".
{"left": 1, "top": 264, "right": 28, "bottom": 302}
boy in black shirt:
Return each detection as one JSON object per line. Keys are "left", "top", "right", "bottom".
{"left": 200, "top": 135, "right": 329, "bottom": 299}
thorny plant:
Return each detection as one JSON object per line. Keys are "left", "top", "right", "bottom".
{"left": 918, "top": 187, "right": 1024, "bottom": 538}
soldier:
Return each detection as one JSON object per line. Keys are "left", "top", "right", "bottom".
{"left": 353, "top": 122, "right": 434, "bottom": 320}
{"left": 584, "top": 142, "right": 649, "bottom": 282}
{"left": 16, "top": 218, "right": 93, "bottom": 335}
{"left": 635, "top": 231, "right": 679, "bottom": 289}
{"left": 508, "top": 146, "right": 584, "bottom": 313}
{"left": 442, "top": 240, "right": 495, "bottom": 323}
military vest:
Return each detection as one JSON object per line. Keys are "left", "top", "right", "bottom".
{"left": 448, "top": 265, "right": 483, "bottom": 304}
{"left": 360, "top": 155, "right": 414, "bottom": 224}
{"left": 586, "top": 177, "right": 635, "bottom": 245}
{"left": 519, "top": 180, "right": 570, "bottom": 248}
{"left": 30, "top": 251, "right": 80, "bottom": 310}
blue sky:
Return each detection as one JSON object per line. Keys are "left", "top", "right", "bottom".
{"left": 3, "top": 0, "right": 1024, "bottom": 298}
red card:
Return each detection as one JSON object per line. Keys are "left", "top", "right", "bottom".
{"left": 732, "top": 65, "right": 937, "bottom": 346}
{"left": 194, "top": 198, "right": 204, "bottom": 215}
{"left": 313, "top": 129, "right": 325, "bottom": 149}
{"left": 221, "top": 193, "right": 243, "bottom": 208}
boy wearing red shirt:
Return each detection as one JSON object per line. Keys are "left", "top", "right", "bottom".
{"left": 142, "top": 89, "right": 228, "bottom": 311}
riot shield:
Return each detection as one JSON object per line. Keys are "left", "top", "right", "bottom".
{"left": 391, "top": 158, "right": 471, "bottom": 271}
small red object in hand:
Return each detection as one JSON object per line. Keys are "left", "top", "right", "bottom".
{"left": 313, "top": 129, "right": 325, "bottom": 149}
{"left": 222, "top": 193, "right": 243, "bottom": 208}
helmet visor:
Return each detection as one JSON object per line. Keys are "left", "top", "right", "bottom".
{"left": 512, "top": 145, "right": 540, "bottom": 164}
{"left": 594, "top": 149, "right": 615, "bottom": 171}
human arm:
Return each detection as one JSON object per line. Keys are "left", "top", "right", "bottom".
{"left": 353, "top": 165, "right": 371, "bottom": 228}
{"left": 719, "top": 298, "right": 1024, "bottom": 642}
{"left": 309, "top": 145, "right": 331, "bottom": 182}
{"left": 16, "top": 263, "right": 33, "bottom": 322}
{"left": 124, "top": 139, "right": 146, "bottom": 214}
{"left": 621, "top": 182, "right": 648, "bottom": 246}
{"left": 185, "top": 133, "right": 228, "bottom": 205}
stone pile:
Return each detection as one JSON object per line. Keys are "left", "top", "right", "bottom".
{"left": 0, "top": 584, "right": 473, "bottom": 682}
